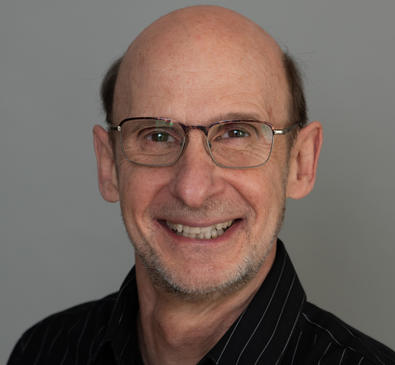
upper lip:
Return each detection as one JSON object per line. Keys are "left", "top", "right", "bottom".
{"left": 158, "top": 218, "right": 240, "bottom": 227}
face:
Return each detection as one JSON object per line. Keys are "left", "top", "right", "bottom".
{"left": 110, "top": 11, "right": 294, "bottom": 298}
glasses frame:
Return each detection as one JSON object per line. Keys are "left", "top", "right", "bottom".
{"left": 110, "top": 117, "right": 302, "bottom": 169}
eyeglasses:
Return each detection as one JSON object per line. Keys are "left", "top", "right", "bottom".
{"left": 110, "top": 117, "right": 301, "bottom": 169}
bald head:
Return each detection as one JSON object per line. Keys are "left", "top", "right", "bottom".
{"left": 103, "top": 6, "right": 306, "bottom": 132}
{"left": 127, "top": 5, "right": 283, "bottom": 66}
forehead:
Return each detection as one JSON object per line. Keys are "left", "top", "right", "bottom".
{"left": 113, "top": 9, "right": 289, "bottom": 125}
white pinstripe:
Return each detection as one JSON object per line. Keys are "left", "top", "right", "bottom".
{"left": 290, "top": 330, "right": 303, "bottom": 365}
{"left": 119, "top": 333, "right": 132, "bottom": 359}
{"left": 59, "top": 346, "right": 70, "bottom": 365}
{"left": 215, "top": 310, "right": 246, "bottom": 364}
{"left": 253, "top": 274, "right": 296, "bottom": 365}
{"left": 75, "top": 309, "right": 93, "bottom": 364}
{"left": 47, "top": 324, "right": 64, "bottom": 355}
{"left": 118, "top": 306, "right": 126, "bottom": 324}
{"left": 87, "top": 325, "right": 106, "bottom": 364}
{"left": 318, "top": 342, "right": 332, "bottom": 365}
{"left": 68, "top": 317, "right": 84, "bottom": 334}
{"left": 226, "top": 255, "right": 287, "bottom": 364}
{"left": 357, "top": 356, "right": 365, "bottom": 365}
{"left": 274, "top": 294, "right": 305, "bottom": 365}
{"left": 339, "top": 348, "right": 346, "bottom": 365}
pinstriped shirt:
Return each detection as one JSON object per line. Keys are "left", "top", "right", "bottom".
{"left": 8, "top": 240, "right": 395, "bottom": 364}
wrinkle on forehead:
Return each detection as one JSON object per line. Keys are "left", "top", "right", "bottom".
{"left": 113, "top": 5, "right": 289, "bottom": 124}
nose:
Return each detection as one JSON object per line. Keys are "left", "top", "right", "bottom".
{"left": 168, "top": 130, "right": 225, "bottom": 208}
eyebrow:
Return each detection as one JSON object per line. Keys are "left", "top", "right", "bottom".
{"left": 209, "top": 112, "right": 265, "bottom": 122}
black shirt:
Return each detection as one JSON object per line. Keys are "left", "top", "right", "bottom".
{"left": 8, "top": 240, "right": 395, "bottom": 364}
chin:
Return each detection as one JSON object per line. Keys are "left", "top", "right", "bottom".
{"left": 135, "top": 242, "right": 272, "bottom": 301}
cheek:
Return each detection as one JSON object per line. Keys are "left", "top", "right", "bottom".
{"left": 235, "top": 164, "right": 287, "bottom": 227}
{"left": 117, "top": 166, "right": 155, "bottom": 228}
{"left": 117, "top": 166, "right": 170, "bottom": 250}
{"left": 117, "top": 164, "right": 171, "bottom": 224}
{"left": 240, "top": 165, "right": 286, "bottom": 202}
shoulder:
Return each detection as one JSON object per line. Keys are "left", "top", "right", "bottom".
{"left": 7, "top": 293, "right": 117, "bottom": 365}
{"left": 298, "top": 301, "right": 395, "bottom": 365}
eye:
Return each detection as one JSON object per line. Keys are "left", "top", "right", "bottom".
{"left": 221, "top": 129, "right": 250, "bottom": 138}
{"left": 138, "top": 128, "right": 179, "bottom": 144}
{"left": 146, "top": 130, "right": 176, "bottom": 143}
{"left": 214, "top": 123, "right": 255, "bottom": 141}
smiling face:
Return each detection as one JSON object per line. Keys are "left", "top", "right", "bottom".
{"left": 105, "top": 7, "right": 296, "bottom": 298}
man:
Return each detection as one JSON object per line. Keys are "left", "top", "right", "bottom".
{"left": 8, "top": 5, "right": 395, "bottom": 365}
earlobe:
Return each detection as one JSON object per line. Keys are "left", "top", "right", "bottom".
{"left": 286, "top": 121, "right": 323, "bottom": 200}
{"left": 93, "top": 125, "right": 120, "bottom": 202}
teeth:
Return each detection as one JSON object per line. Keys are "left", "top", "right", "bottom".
{"left": 166, "top": 220, "right": 233, "bottom": 239}
{"left": 215, "top": 222, "right": 227, "bottom": 230}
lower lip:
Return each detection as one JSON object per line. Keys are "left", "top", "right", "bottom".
{"left": 158, "top": 219, "right": 242, "bottom": 245}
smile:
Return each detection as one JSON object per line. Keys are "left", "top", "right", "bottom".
{"left": 166, "top": 220, "right": 234, "bottom": 239}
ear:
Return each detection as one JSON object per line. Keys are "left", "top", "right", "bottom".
{"left": 286, "top": 121, "right": 323, "bottom": 199}
{"left": 93, "top": 125, "right": 119, "bottom": 202}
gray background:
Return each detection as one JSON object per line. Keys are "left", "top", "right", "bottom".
{"left": 2, "top": 0, "right": 394, "bottom": 362}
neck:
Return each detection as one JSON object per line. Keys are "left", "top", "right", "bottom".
{"left": 135, "top": 245, "right": 276, "bottom": 365}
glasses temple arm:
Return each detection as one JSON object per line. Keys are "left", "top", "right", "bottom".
{"left": 273, "top": 121, "right": 303, "bottom": 135}
{"left": 109, "top": 125, "right": 121, "bottom": 131}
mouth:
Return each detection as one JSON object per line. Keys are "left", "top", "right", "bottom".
{"left": 165, "top": 220, "right": 236, "bottom": 240}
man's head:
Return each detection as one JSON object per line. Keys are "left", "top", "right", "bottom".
{"left": 93, "top": 5, "right": 322, "bottom": 299}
